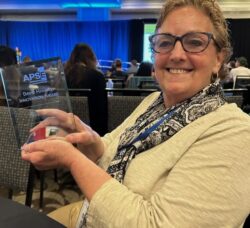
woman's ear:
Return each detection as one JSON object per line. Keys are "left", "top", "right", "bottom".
{"left": 213, "top": 49, "right": 226, "bottom": 74}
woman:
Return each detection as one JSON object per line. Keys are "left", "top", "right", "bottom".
{"left": 135, "top": 61, "right": 153, "bottom": 77}
{"left": 65, "top": 43, "right": 107, "bottom": 136}
{"left": 22, "top": 0, "right": 250, "bottom": 227}
{"left": 0, "top": 45, "right": 17, "bottom": 105}
{"left": 0, "top": 45, "right": 32, "bottom": 108}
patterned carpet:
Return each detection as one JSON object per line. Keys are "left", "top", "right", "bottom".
{"left": 0, "top": 169, "right": 83, "bottom": 215}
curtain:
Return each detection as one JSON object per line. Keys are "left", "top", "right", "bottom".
{"left": 0, "top": 22, "right": 8, "bottom": 45}
{"left": 0, "top": 20, "right": 130, "bottom": 62}
{"left": 228, "top": 19, "right": 250, "bottom": 63}
{"left": 1, "top": 19, "right": 250, "bottom": 63}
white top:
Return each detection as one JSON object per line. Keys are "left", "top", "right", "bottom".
{"left": 229, "top": 66, "right": 250, "bottom": 87}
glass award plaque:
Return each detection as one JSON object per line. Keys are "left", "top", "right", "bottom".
{"left": 0, "top": 57, "right": 75, "bottom": 148}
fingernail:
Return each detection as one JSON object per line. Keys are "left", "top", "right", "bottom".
{"left": 21, "top": 144, "right": 28, "bottom": 151}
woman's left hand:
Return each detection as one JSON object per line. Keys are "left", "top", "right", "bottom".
{"left": 21, "top": 137, "right": 81, "bottom": 170}
{"left": 21, "top": 136, "right": 112, "bottom": 201}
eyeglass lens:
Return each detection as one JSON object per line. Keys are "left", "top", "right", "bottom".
{"left": 151, "top": 33, "right": 211, "bottom": 53}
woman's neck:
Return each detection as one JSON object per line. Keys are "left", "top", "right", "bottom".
{"left": 163, "top": 93, "right": 185, "bottom": 108}
{"left": 162, "top": 85, "right": 209, "bottom": 108}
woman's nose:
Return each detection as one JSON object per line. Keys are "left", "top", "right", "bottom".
{"left": 169, "top": 40, "right": 187, "bottom": 60}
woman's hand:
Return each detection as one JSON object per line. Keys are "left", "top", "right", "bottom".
{"left": 21, "top": 138, "right": 81, "bottom": 170}
{"left": 21, "top": 137, "right": 111, "bottom": 201}
{"left": 31, "top": 109, "right": 104, "bottom": 162}
{"left": 31, "top": 109, "right": 79, "bottom": 133}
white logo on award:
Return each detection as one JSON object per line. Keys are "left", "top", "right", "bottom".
{"left": 23, "top": 66, "right": 48, "bottom": 84}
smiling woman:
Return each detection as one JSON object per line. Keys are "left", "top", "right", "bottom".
{"left": 152, "top": 3, "right": 230, "bottom": 107}
{"left": 21, "top": 1, "right": 250, "bottom": 228}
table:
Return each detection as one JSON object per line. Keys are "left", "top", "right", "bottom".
{"left": 223, "top": 88, "right": 247, "bottom": 96}
{"left": 0, "top": 197, "right": 65, "bottom": 228}
{"left": 105, "top": 88, "right": 158, "bottom": 96}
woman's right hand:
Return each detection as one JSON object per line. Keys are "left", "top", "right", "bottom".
{"left": 31, "top": 109, "right": 104, "bottom": 162}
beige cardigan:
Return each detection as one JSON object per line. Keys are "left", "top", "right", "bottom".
{"left": 50, "top": 92, "right": 250, "bottom": 228}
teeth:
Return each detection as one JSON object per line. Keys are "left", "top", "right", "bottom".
{"left": 168, "top": 69, "right": 188, "bottom": 74}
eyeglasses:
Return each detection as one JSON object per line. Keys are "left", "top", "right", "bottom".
{"left": 149, "top": 32, "right": 219, "bottom": 54}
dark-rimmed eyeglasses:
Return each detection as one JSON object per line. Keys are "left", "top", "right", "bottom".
{"left": 149, "top": 32, "right": 219, "bottom": 54}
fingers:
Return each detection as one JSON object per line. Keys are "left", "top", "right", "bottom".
{"left": 66, "top": 132, "right": 93, "bottom": 145}
{"left": 22, "top": 137, "right": 68, "bottom": 152}
{"left": 21, "top": 148, "right": 30, "bottom": 160}
{"left": 65, "top": 125, "right": 99, "bottom": 144}
{"left": 21, "top": 139, "right": 71, "bottom": 169}
{"left": 21, "top": 149, "right": 54, "bottom": 170}
{"left": 36, "top": 109, "right": 69, "bottom": 120}
{"left": 21, "top": 147, "right": 44, "bottom": 165}
{"left": 23, "top": 139, "right": 77, "bottom": 165}
{"left": 22, "top": 140, "right": 46, "bottom": 153}
{"left": 31, "top": 110, "right": 76, "bottom": 132}
{"left": 73, "top": 115, "right": 90, "bottom": 132}
{"left": 31, "top": 117, "right": 60, "bottom": 132}
{"left": 33, "top": 109, "right": 90, "bottom": 135}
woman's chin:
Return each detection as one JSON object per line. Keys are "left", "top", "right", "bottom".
{"left": 162, "top": 85, "right": 188, "bottom": 96}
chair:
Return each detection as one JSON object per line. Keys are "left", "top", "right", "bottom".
{"left": 50, "top": 96, "right": 90, "bottom": 125}
{"left": 107, "top": 96, "right": 145, "bottom": 131}
{"left": 112, "top": 78, "right": 126, "bottom": 88}
{"left": 0, "top": 106, "right": 35, "bottom": 206}
{"left": 139, "top": 80, "right": 159, "bottom": 90}
{"left": 105, "top": 78, "right": 126, "bottom": 92}
{"left": 68, "top": 88, "right": 91, "bottom": 97}
{"left": 224, "top": 95, "right": 243, "bottom": 108}
{"left": 233, "top": 75, "right": 250, "bottom": 89}
{"left": 127, "top": 76, "right": 155, "bottom": 88}
{"left": 70, "top": 96, "right": 90, "bottom": 125}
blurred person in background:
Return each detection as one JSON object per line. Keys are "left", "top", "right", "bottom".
{"left": 65, "top": 43, "right": 107, "bottom": 136}
{"left": 126, "top": 59, "right": 139, "bottom": 75}
{"left": 0, "top": 45, "right": 17, "bottom": 68}
{"left": 110, "top": 58, "right": 128, "bottom": 80}
{"left": 228, "top": 56, "right": 250, "bottom": 84}
{"left": 221, "top": 60, "right": 235, "bottom": 88}
{"left": 0, "top": 45, "right": 32, "bottom": 108}
{"left": 22, "top": 56, "right": 32, "bottom": 63}
{"left": 105, "top": 59, "right": 117, "bottom": 77}
{"left": 126, "top": 61, "right": 154, "bottom": 88}
{"left": 0, "top": 45, "right": 17, "bottom": 105}
{"left": 227, "top": 60, "right": 236, "bottom": 71}
{"left": 135, "top": 61, "right": 153, "bottom": 76}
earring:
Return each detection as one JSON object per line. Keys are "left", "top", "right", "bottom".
{"left": 211, "top": 72, "right": 219, "bottom": 83}
{"left": 216, "top": 72, "right": 220, "bottom": 82}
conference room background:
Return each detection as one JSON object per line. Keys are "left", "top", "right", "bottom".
{"left": 0, "top": 18, "right": 250, "bottom": 64}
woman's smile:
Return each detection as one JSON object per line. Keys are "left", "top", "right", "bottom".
{"left": 166, "top": 68, "right": 193, "bottom": 74}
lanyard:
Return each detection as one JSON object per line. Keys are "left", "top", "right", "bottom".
{"left": 121, "top": 107, "right": 178, "bottom": 150}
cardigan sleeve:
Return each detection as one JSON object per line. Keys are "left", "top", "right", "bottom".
{"left": 87, "top": 119, "right": 250, "bottom": 228}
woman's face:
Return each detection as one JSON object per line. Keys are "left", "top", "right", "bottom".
{"left": 154, "top": 6, "right": 224, "bottom": 105}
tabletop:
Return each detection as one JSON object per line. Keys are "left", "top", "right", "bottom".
{"left": 0, "top": 197, "right": 65, "bottom": 228}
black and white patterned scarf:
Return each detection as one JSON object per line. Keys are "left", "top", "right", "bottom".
{"left": 76, "top": 80, "right": 225, "bottom": 227}
{"left": 107, "top": 80, "right": 225, "bottom": 182}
